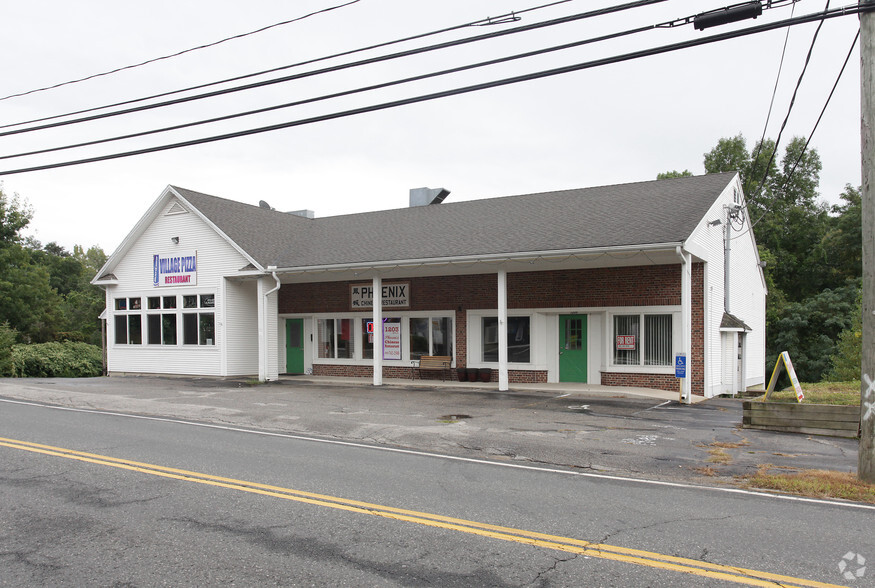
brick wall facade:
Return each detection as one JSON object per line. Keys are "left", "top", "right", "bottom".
{"left": 280, "top": 263, "right": 705, "bottom": 394}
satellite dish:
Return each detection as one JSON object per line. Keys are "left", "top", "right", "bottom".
{"left": 258, "top": 200, "right": 272, "bottom": 210}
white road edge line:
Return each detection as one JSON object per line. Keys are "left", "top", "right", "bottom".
{"left": 2, "top": 396, "right": 873, "bottom": 511}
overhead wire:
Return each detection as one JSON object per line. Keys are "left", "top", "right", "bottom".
{"left": 732, "top": 25, "right": 860, "bottom": 240}
{"left": 0, "top": 0, "right": 363, "bottom": 102}
{"left": 0, "top": 0, "right": 668, "bottom": 139}
{"left": 1, "top": 2, "right": 867, "bottom": 177}
{"left": 1, "top": 7, "right": 715, "bottom": 161}
{"left": 0, "top": 0, "right": 579, "bottom": 131}
{"left": 746, "top": 0, "right": 831, "bottom": 206}
{"left": 748, "top": 0, "right": 797, "bottom": 193}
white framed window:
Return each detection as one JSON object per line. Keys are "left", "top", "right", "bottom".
{"left": 611, "top": 312, "right": 674, "bottom": 367}
{"left": 409, "top": 316, "right": 453, "bottom": 360}
{"left": 481, "top": 315, "right": 531, "bottom": 364}
{"left": 311, "top": 314, "right": 454, "bottom": 363}
{"left": 317, "top": 318, "right": 356, "bottom": 359}
{"left": 113, "top": 293, "right": 214, "bottom": 346}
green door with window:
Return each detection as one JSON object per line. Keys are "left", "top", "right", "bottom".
{"left": 286, "top": 319, "right": 304, "bottom": 374}
{"left": 559, "top": 315, "right": 587, "bottom": 383}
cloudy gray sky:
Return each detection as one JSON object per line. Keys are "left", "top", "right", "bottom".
{"left": 0, "top": 0, "right": 862, "bottom": 253}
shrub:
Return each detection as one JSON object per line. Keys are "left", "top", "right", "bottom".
{"left": 11, "top": 341, "right": 103, "bottom": 378}
{"left": 0, "top": 322, "right": 18, "bottom": 376}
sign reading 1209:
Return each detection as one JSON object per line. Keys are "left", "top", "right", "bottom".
{"left": 153, "top": 251, "right": 197, "bottom": 287}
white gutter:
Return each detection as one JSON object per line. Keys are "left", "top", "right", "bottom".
{"left": 267, "top": 243, "right": 684, "bottom": 276}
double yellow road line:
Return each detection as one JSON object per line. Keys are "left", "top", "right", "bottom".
{"left": 0, "top": 436, "right": 844, "bottom": 587}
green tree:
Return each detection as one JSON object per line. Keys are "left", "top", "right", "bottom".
{"left": 0, "top": 189, "right": 64, "bottom": 342}
{"left": 657, "top": 170, "right": 693, "bottom": 180}
{"left": 702, "top": 135, "right": 859, "bottom": 382}
{"left": 0, "top": 322, "right": 17, "bottom": 376}
{"left": 826, "top": 287, "right": 862, "bottom": 382}
{"left": 820, "top": 184, "right": 862, "bottom": 285}
{"left": 769, "top": 281, "right": 859, "bottom": 383}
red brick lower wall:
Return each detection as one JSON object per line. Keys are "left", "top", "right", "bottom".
{"left": 600, "top": 372, "right": 680, "bottom": 393}
{"left": 313, "top": 364, "right": 547, "bottom": 384}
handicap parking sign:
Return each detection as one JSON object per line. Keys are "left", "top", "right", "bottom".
{"left": 675, "top": 353, "right": 686, "bottom": 378}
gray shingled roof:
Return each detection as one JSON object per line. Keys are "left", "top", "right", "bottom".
{"left": 174, "top": 172, "right": 735, "bottom": 269}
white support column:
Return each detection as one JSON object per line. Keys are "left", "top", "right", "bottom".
{"left": 498, "top": 269, "right": 509, "bottom": 391}
{"left": 680, "top": 250, "right": 692, "bottom": 403}
{"left": 373, "top": 276, "right": 383, "bottom": 386}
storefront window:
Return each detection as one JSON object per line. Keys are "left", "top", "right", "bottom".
{"left": 362, "top": 319, "right": 374, "bottom": 359}
{"left": 337, "top": 318, "right": 354, "bottom": 359}
{"left": 482, "top": 316, "right": 530, "bottom": 363}
{"left": 644, "top": 314, "right": 672, "bottom": 366}
{"left": 409, "top": 317, "right": 454, "bottom": 360}
{"left": 409, "top": 318, "right": 429, "bottom": 360}
{"left": 116, "top": 293, "right": 210, "bottom": 346}
{"left": 613, "top": 313, "right": 673, "bottom": 367}
{"left": 614, "top": 315, "right": 640, "bottom": 365}
{"left": 431, "top": 317, "right": 452, "bottom": 357}
{"left": 317, "top": 319, "right": 335, "bottom": 358}
{"left": 147, "top": 296, "right": 179, "bottom": 345}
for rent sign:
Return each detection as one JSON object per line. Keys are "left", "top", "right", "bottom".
{"left": 350, "top": 283, "right": 410, "bottom": 309}
{"left": 153, "top": 251, "right": 197, "bottom": 287}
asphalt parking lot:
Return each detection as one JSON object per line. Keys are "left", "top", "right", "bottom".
{"left": 0, "top": 375, "right": 859, "bottom": 485}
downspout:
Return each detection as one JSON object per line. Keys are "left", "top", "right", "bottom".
{"left": 259, "top": 268, "right": 282, "bottom": 381}
{"left": 265, "top": 268, "right": 282, "bottom": 298}
{"left": 675, "top": 246, "right": 692, "bottom": 404}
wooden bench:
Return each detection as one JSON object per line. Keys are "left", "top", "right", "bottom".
{"left": 415, "top": 355, "right": 452, "bottom": 381}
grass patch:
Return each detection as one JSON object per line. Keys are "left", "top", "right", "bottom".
{"left": 710, "top": 440, "right": 749, "bottom": 449}
{"left": 753, "top": 380, "right": 861, "bottom": 405}
{"left": 693, "top": 466, "right": 718, "bottom": 477}
{"left": 745, "top": 466, "right": 875, "bottom": 504}
{"left": 707, "top": 447, "right": 732, "bottom": 464}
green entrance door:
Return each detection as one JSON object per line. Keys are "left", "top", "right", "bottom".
{"left": 286, "top": 319, "right": 304, "bottom": 374}
{"left": 559, "top": 315, "right": 587, "bottom": 383}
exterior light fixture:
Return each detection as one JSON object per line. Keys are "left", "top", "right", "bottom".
{"left": 708, "top": 219, "right": 723, "bottom": 226}
{"left": 171, "top": 236, "right": 180, "bottom": 244}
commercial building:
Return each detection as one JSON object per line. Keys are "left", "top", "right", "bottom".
{"left": 93, "top": 172, "right": 766, "bottom": 398}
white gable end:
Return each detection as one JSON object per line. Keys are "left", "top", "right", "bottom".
{"left": 104, "top": 197, "right": 258, "bottom": 377}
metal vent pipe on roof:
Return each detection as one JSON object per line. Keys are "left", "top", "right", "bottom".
{"left": 409, "top": 187, "right": 450, "bottom": 207}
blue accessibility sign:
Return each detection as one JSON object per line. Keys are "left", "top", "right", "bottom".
{"left": 675, "top": 353, "right": 687, "bottom": 378}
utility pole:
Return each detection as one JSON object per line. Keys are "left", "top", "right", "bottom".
{"left": 861, "top": 0, "right": 875, "bottom": 483}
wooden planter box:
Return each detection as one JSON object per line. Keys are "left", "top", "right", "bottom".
{"left": 742, "top": 401, "right": 861, "bottom": 438}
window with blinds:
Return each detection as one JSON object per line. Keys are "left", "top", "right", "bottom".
{"left": 613, "top": 313, "right": 673, "bottom": 367}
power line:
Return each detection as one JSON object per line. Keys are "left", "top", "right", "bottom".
{"left": 732, "top": 26, "right": 860, "bottom": 240}
{"left": 749, "top": 0, "right": 797, "bottom": 191}
{"left": 2, "top": 9, "right": 706, "bottom": 161}
{"left": 747, "top": 0, "right": 831, "bottom": 205}
{"left": 0, "top": 0, "right": 578, "bottom": 131}
{"left": 0, "top": 2, "right": 868, "bottom": 177}
{"left": 0, "top": 0, "right": 668, "bottom": 139}
{"left": 0, "top": 0, "right": 363, "bottom": 103}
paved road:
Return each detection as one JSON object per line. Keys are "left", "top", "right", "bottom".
{"left": 0, "top": 376, "right": 858, "bottom": 484}
{"left": 1, "top": 398, "right": 872, "bottom": 586}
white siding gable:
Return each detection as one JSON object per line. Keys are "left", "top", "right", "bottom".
{"left": 105, "top": 198, "right": 256, "bottom": 376}
{"left": 687, "top": 175, "right": 767, "bottom": 395}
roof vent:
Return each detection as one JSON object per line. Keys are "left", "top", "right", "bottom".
{"left": 409, "top": 187, "right": 450, "bottom": 207}
{"left": 287, "top": 209, "right": 315, "bottom": 219}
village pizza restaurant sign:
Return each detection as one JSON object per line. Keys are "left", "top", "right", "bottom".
{"left": 153, "top": 251, "right": 198, "bottom": 287}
